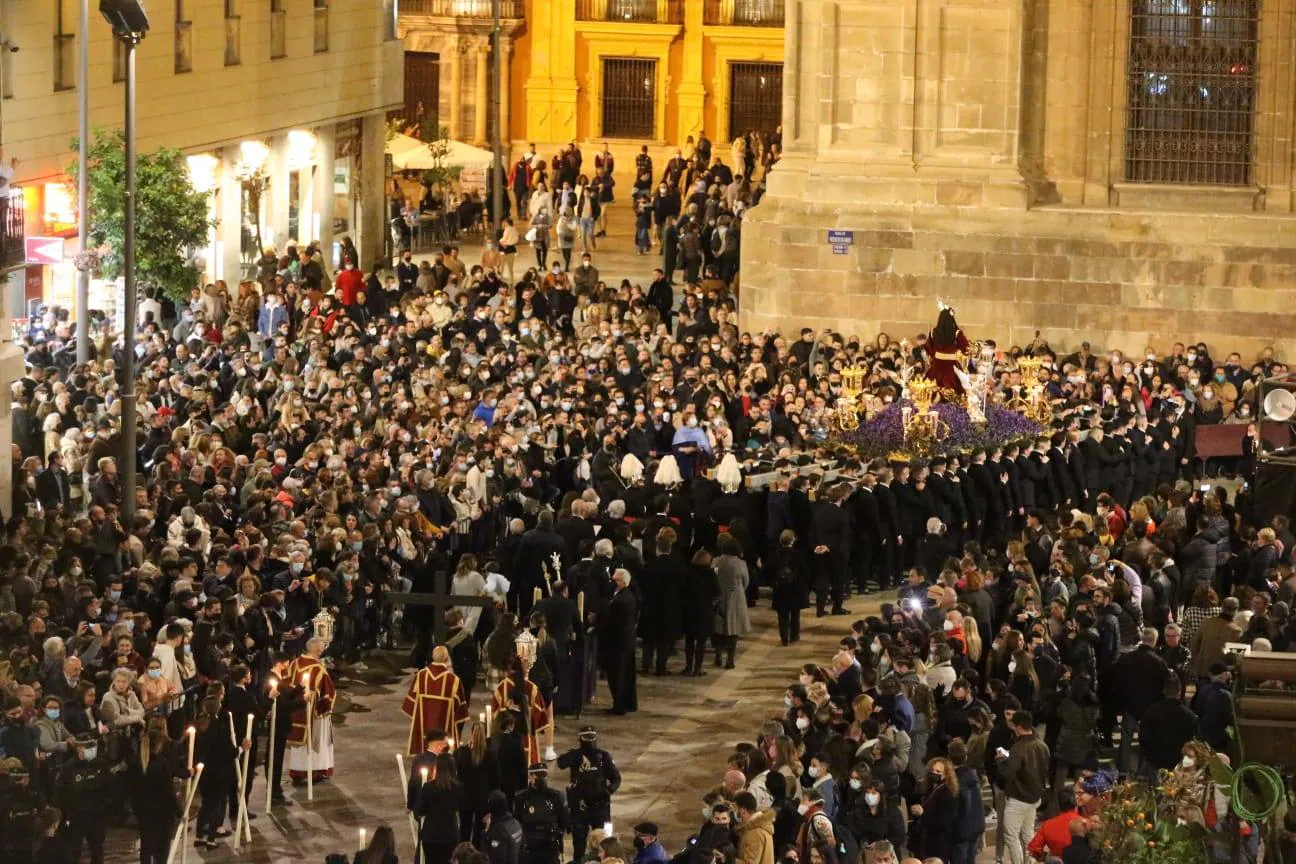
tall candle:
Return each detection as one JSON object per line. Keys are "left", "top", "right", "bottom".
{"left": 359, "top": 828, "right": 366, "bottom": 852}
{"left": 186, "top": 726, "right": 196, "bottom": 771}
{"left": 485, "top": 705, "right": 493, "bottom": 736}
{"left": 420, "top": 766, "right": 429, "bottom": 784}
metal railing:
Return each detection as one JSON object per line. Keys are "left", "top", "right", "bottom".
{"left": 704, "top": 0, "right": 785, "bottom": 26}
{"left": 1, "top": 193, "right": 25, "bottom": 272}
{"left": 225, "top": 15, "right": 242, "bottom": 65}
{"left": 175, "top": 21, "right": 194, "bottom": 73}
{"left": 576, "top": 0, "right": 683, "bottom": 25}
{"left": 270, "top": 9, "right": 287, "bottom": 59}
{"left": 401, "top": 0, "right": 524, "bottom": 15}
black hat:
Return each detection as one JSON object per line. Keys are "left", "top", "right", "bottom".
{"left": 527, "top": 763, "right": 548, "bottom": 775}
{"left": 578, "top": 725, "right": 597, "bottom": 740}
{"left": 1209, "top": 661, "right": 1230, "bottom": 677}
{"left": 634, "top": 822, "right": 659, "bottom": 837}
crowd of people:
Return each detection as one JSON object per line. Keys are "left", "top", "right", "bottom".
{"left": 1, "top": 139, "right": 1292, "bottom": 864}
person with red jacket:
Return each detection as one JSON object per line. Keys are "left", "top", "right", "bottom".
{"left": 334, "top": 259, "right": 364, "bottom": 307}
{"left": 1029, "top": 799, "right": 1080, "bottom": 860}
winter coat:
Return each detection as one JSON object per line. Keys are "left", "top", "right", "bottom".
{"left": 1180, "top": 529, "right": 1220, "bottom": 588}
{"left": 953, "top": 765, "right": 985, "bottom": 843}
{"left": 1053, "top": 697, "right": 1099, "bottom": 766}
{"left": 713, "top": 554, "right": 751, "bottom": 636}
{"left": 734, "top": 809, "right": 775, "bottom": 864}
{"left": 1190, "top": 615, "right": 1243, "bottom": 678}
{"left": 679, "top": 562, "right": 721, "bottom": 638}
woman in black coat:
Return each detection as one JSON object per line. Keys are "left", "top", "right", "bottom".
{"left": 489, "top": 712, "right": 528, "bottom": 804}
{"left": 455, "top": 721, "right": 499, "bottom": 845}
{"left": 770, "top": 531, "right": 808, "bottom": 647}
{"left": 678, "top": 549, "right": 721, "bottom": 676}
{"left": 192, "top": 697, "right": 238, "bottom": 849}
{"left": 415, "top": 751, "right": 464, "bottom": 864}
{"left": 846, "top": 776, "right": 906, "bottom": 853}
{"left": 638, "top": 530, "right": 683, "bottom": 675}
{"left": 128, "top": 716, "right": 189, "bottom": 864}
{"left": 908, "top": 758, "right": 960, "bottom": 863}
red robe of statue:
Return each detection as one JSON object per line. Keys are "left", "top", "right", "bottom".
{"left": 401, "top": 662, "right": 468, "bottom": 756}
{"left": 925, "top": 327, "right": 970, "bottom": 395}
{"left": 491, "top": 677, "right": 550, "bottom": 765}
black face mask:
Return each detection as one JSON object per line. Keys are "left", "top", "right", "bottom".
{"left": 530, "top": 777, "right": 547, "bottom": 790}
{"left": 633, "top": 838, "right": 647, "bottom": 851}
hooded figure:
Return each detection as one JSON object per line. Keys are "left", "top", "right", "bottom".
{"left": 621, "top": 453, "right": 645, "bottom": 485}
{"left": 716, "top": 453, "right": 743, "bottom": 495}
{"left": 653, "top": 454, "right": 683, "bottom": 488}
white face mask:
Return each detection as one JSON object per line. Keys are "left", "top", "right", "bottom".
{"left": 849, "top": 779, "right": 863, "bottom": 792}
{"left": 783, "top": 696, "right": 793, "bottom": 708}
{"left": 796, "top": 803, "right": 810, "bottom": 816}
{"left": 942, "top": 620, "right": 955, "bottom": 632}
{"left": 864, "top": 791, "right": 881, "bottom": 806}
{"left": 871, "top": 640, "right": 881, "bottom": 654}
{"left": 808, "top": 765, "right": 823, "bottom": 779}
{"left": 1181, "top": 756, "right": 1195, "bottom": 770}
{"left": 795, "top": 717, "right": 810, "bottom": 731}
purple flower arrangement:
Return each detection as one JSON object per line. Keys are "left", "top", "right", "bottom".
{"left": 843, "top": 401, "right": 1044, "bottom": 460}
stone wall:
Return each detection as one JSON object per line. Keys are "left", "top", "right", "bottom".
{"left": 740, "top": 0, "right": 1296, "bottom": 359}
{"left": 741, "top": 189, "right": 1296, "bottom": 358}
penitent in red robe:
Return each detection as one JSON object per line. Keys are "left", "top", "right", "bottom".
{"left": 401, "top": 662, "right": 468, "bottom": 756}
{"left": 491, "top": 677, "right": 551, "bottom": 765}
{"left": 285, "top": 655, "right": 335, "bottom": 746}
{"left": 925, "top": 327, "right": 970, "bottom": 395}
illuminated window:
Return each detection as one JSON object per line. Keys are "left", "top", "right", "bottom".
{"left": 1125, "top": 0, "right": 1259, "bottom": 185}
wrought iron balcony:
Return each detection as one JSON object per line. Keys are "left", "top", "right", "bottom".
{"left": 0, "top": 191, "right": 25, "bottom": 272}
{"left": 704, "top": 0, "right": 785, "bottom": 27}
{"left": 576, "top": 0, "right": 683, "bottom": 25}
{"left": 402, "top": 0, "right": 525, "bottom": 16}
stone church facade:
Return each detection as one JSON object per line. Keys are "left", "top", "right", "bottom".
{"left": 741, "top": 0, "right": 1296, "bottom": 357}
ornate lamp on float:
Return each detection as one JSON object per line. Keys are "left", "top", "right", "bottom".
{"left": 1007, "top": 356, "right": 1053, "bottom": 426}
{"left": 832, "top": 364, "right": 870, "bottom": 432}
{"left": 900, "top": 377, "right": 950, "bottom": 457}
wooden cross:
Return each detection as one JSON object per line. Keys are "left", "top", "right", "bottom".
{"left": 387, "top": 570, "right": 498, "bottom": 643}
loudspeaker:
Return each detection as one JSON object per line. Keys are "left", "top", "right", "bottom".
{"left": 1254, "top": 460, "right": 1296, "bottom": 527}
{"left": 99, "top": 0, "right": 150, "bottom": 36}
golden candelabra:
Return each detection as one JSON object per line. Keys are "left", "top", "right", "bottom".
{"left": 833, "top": 365, "right": 870, "bottom": 432}
{"left": 901, "top": 377, "right": 949, "bottom": 456}
{"left": 1008, "top": 356, "right": 1053, "bottom": 425}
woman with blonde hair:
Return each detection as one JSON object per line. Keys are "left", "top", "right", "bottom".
{"left": 771, "top": 735, "right": 803, "bottom": 798}
{"left": 454, "top": 718, "right": 498, "bottom": 844}
{"left": 129, "top": 714, "right": 187, "bottom": 864}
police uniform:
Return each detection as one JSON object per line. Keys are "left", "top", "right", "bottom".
{"left": 56, "top": 736, "right": 116, "bottom": 864}
{"left": 555, "top": 727, "right": 621, "bottom": 862}
{"left": 482, "top": 789, "right": 526, "bottom": 864}
{"left": 513, "top": 764, "right": 567, "bottom": 864}
{"left": 0, "top": 769, "right": 42, "bottom": 864}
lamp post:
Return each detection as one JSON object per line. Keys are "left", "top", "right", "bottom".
{"left": 76, "top": 0, "right": 90, "bottom": 364}
{"left": 99, "top": 0, "right": 149, "bottom": 526}
{"left": 490, "top": 0, "right": 503, "bottom": 245}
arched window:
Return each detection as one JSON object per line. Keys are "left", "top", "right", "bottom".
{"left": 1125, "top": 0, "right": 1259, "bottom": 185}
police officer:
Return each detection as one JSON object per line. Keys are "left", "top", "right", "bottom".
{"left": 0, "top": 764, "right": 42, "bottom": 864}
{"left": 556, "top": 726, "right": 621, "bottom": 863}
{"left": 514, "top": 764, "right": 567, "bottom": 864}
{"left": 481, "top": 788, "right": 526, "bottom": 864}
{"left": 56, "top": 735, "right": 118, "bottom": 864}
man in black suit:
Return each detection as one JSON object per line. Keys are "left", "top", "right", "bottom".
{"left": 555, "top": 500, "right": 597, "bottom": 565}
{"left": 35, "top": 451, "right": 71, "bottom": 512}
{"left": 875, "top": 467, "right": 903, "bottom": 589}
{"left": 809, "top": 484, "right": 851, "bottom": 616}
{"left": 225, "top": 664, "right": 260, "bottom": 824}
{"left": 513, "top": 510, "right": 567, "bottom": 619}
{"left": 849, "top": 475, "right": 881, "bottom": 595}
{"left": 600, "top": 569, "right": 638, "bottom": 714}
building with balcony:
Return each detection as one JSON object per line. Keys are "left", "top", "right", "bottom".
{"left": 0, "top": 0, "right": 404, "bottom": 319}
{"left": 398, "top": 0, "right": 784, "bottom": 169}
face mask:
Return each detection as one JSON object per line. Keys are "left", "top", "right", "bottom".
{"left": 1181, "top": 756, "right": 1195, "bottom": 769}
{"left": 871, "top": 640, "right": 881, "bottom": 654}
{"left": 184, "top": 644, "right": 193, "bottom": 655}
{"left": 686, "top": 417, "right": 698, "bottom": 427}
{"left": 125, "top": 619, "right": 135, "bottom": 633}
{"left": 148, "top": 668, "right": 162, "bottom": 679}
{"left": 45, "top": 709, "right": 60, "bottom": 720}
{"left": 70, "top": 566, "right": 83, "bottom": 577}
{"left": 702, "top": 807, "right": 712, "bottom": 820}
{"left": 1088, "top": 554, "right": 1099, "bottom": 566}
{"left": 942, "top": 620, "right": 955, "bottom": 632}
{"left": 633, "top": 838, "right": 646, "bottom": 851}
{"left": 784, "top": 696, "right": 793, "bottom": 708}
{"left": 796, "top": 803, "right": 810, "bottom": 816}
{"left": 291, "top": 563, "right": 304, "bottom": 575}
{"left": 808, "top": 765, "right": 823, "bottom": 779}
{"left": 795, "top": 717, "right": 810, "bottom": 731}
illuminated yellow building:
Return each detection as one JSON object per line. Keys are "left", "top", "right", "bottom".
{"left": 399, "top": 0, "right": 784, "bottom": 164}
{"left": 0, "top": 0, "right": 403, "bottom": 314}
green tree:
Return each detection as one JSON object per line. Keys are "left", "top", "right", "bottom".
{"left": 419, "top": 126, "right": 463, "bottom": 194}
{"left": 69, "top": 128, "right": 214, "bottom": 303}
